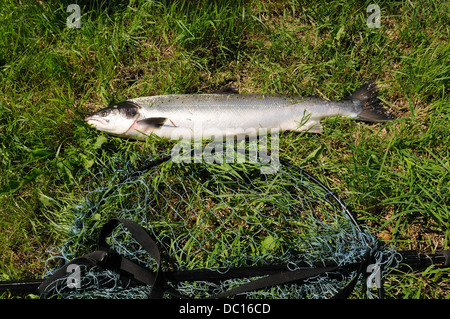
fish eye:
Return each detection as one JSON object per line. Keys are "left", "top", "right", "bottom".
{"left": 100, "top": 110, "right": 110, "bottom": 117}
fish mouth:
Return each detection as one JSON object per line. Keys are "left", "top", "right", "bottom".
{"left": 85, "top": 116, "right": 108, "bottom": 126}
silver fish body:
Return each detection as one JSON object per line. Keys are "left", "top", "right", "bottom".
{"left": 130, "top": 94, "right": 356, "bottom": 138}
{"left": 85, "top": 82, "right": 394, "bottom": 140}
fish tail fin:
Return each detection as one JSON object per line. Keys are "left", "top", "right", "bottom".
{"left": 350, "top": 81, "right": 395, "bottom": 122}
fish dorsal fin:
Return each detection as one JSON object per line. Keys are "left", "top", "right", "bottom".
{"left": 136, "top": 117, "right": 168, "bottom": 128}
{"left": 212, "top": 86, "right": 239, "bottom": 94}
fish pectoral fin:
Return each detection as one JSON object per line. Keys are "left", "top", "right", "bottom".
{"left": 290, "top": 122, "right": 323, "bottom": 134}
{"left": 303, "top": 123, "right": 323, "bottom": 134}
{"left": 135, "top": 117, "right": 168, "bottom": 130}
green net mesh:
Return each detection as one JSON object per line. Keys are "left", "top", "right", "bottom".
{"left": 41, "top": 147, "right": 399, "bottom": 299}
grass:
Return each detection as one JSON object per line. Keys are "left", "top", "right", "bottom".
{"left": 0, "top": 0, "right": 448, "bottom": 298}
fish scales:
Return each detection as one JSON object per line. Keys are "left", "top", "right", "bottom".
{"left": 129, "top": 94, "right": 355, "bottom": 137}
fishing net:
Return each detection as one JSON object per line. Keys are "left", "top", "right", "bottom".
{"left": 41, "top": 145, "right": 400, "bottom": 299}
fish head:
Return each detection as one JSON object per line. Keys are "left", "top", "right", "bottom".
{"left": 85, "top": 101, "right": 141, "bottom": 135}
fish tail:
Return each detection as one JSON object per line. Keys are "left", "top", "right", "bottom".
{"left": 350, "top": 81, "right": 395, "bottom": 122}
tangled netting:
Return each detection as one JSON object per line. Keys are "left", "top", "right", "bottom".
{"left": 42, "top": 148, "right": 400, "bottom": 299}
